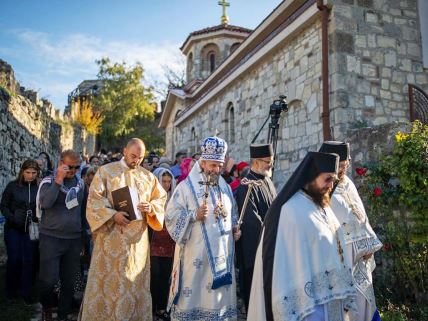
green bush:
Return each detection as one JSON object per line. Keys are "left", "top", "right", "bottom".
{"left": 355, "top": 121, "right": 428, "bottom": 320}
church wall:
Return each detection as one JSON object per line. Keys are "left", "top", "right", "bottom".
{"left": 165, "top": 98, "right": 186, "bottom": 158}
{"left": 329, "top": 0, "right": 428, "bottom": 140}
{"left": 176, "top": 19, "right": 324, "bottom": 185}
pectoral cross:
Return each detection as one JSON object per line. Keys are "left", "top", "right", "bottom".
{"left": 218, "top": 0, "right": 230, "bottom": 25}
{"left": 198, "top": 173, "right": 218, "bottom": 205}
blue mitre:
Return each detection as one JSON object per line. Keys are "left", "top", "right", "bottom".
{"left": 200, "top": 136, "right": 228, "bottom": 162}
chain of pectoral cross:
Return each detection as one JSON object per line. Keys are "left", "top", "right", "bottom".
{"left": 198, "top": 174, "right": 227, "bottom": 219}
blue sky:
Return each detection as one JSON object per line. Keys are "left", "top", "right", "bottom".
{"left": 0, "top": 0, "right": 282, "bottom": 110}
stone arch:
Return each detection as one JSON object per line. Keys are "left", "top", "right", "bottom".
{"left": 191, "top": 127, "right": 198, "bottom": 154}
{"left": 230, "top": 42, "right": 241, "bottom": 54}
{"left": 279, "top": 99, "right": 304, "bottom": 140}
{"left": 187, "top": 52, "right": 193, "bottom": 82}
{"left": 172, "top": 109, "right": 182, "bottom": 155}
{"left": 201, "top": 43, "right": 220, "bottom": 77}
{"left": 224, "top": 102, "right": 236, "bottom": 144}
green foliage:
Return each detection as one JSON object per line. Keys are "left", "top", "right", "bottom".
{"left": 355, "top": 121, "right": 428, "bottom": 319}
{"left": 93, "top": 58, "right": 163, "bottom": 149}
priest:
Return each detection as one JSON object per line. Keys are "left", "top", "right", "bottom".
{"left": 319, "top": 141, "right": 382, "bottom": 321}
{"left": 166, "top": 136, "right": 241, "bottom": 321}
{"left": 247, "top": 152, "right": 357, "bottom": 321}
{"left": 235, "top": 143, "right": 277, "bottom": 311}
{"left": 79, "top": 138, "right": 167, "bottom": 321}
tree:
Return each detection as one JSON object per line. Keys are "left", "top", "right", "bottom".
{"left": 152, "top": 54, "right": 186, "bottom": 100}
{"left": 93, "top": 58, "right": 164, "bottom": 150}
{"left": 74, "top": 97, "right": 104, "bottom": 134}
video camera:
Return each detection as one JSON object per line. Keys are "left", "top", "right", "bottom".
{"left": 270, "top": 95, "right": 288, "bottom": 116}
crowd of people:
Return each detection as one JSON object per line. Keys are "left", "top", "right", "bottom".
{"left": 0, "top": 136, "right": 382, "bottom": 321}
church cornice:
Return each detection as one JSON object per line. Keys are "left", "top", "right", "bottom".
{"left": 181, "top": 25, "right": 251, "bottom": 55}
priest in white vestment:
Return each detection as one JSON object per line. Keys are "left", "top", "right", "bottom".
{"left": 320, "top": 142, "right": 382, "bottom": 321}
{"left": 248, "top": 152, "right": 357, "bottom": 321}
{"left": 165, "top": 136, "right": 241, "bottom": 321}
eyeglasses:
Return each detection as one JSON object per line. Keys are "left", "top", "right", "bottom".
{"left": 67, "top": 165, "right": 81, "bottom": 170}
{"left": 259, "top": 159, "right": 274, "bottom": 166}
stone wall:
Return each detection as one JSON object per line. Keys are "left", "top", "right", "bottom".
{"left": 329, "top": 0, "right": 428, "bottom": 139}
{"left": 176, "top": 19, "right": 324, "bottom": 186}
{"left": 347, "top": 121, "right": 410, "bottom": 172}
{"left": 0, "top": 60, "right": 95, "bottom": 193}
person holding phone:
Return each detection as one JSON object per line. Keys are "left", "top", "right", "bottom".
{"left": 37, "top": 150, "right": 85, "bottom": 321}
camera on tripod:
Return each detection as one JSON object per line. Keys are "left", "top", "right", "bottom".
{"left": 251, "top": 95, "right": 289, "bottom": 177}
{"left": 269, "top": 95, "right": 288, "bottom": 125}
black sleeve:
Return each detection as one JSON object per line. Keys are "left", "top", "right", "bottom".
{"left": 0, "top": 182, "right": 15, "bottom": 222}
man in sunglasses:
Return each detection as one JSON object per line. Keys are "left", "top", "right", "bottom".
{"left": 37, "top": 150, "right": 85, "bottom": 321}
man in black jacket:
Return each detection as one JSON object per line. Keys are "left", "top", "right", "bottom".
{"left": 38, "top": 150, "right": 85, "bottom": 321}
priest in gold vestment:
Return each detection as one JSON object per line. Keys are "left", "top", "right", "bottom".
{"left": 79, "top": 138, "right": 167, "bottom": 321}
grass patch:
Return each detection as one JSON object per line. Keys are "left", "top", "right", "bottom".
{"left": 0, "top": 265, "right": 36, "bottom": 321}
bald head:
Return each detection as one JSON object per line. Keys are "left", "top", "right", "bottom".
{"left": 126, "top": 138, "right": 145, "bottom": 149}
{"left": 123, "top": 138, "right": 146, "bottom": 169}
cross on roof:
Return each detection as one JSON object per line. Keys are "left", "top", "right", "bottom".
{"left": 218, "top": 0, "right": 230, "bottom": 25}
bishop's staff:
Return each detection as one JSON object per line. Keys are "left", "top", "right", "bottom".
{"left": 237, "top": 177, "right": 263, "bottom": 228}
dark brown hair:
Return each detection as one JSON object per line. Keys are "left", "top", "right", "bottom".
{"left": 16, "top": 159, "right": 40, "bottom": 185}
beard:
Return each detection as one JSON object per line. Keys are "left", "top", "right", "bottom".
{"left": 200, "top": 169, "right": 220, "bottom": 185}
{"left": 305, "top": 181, "right": 332, "bottom": 208}
{"left": 125, "top": 159, "right": 138, "bottom": 169}
{"left": 261, "top": 168, "right": 273, "bottom": 178}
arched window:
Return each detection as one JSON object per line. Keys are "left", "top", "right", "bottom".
{"left": 201, "top": 43, "right": 220, "bottom": 77}
{"left": 209, "top": 52, "right": 216, "bottom": 73}
{"left": 191, "top": 127, "right": 196, "bottom": 153}
{"left": 226, "top": 103, "right": 235, "bottom": 144}
{"left": 187, "top": 53, "right": 193, "bottom": 82}
{"left": 230, "top": 42, "right": 240, "bottom": 54}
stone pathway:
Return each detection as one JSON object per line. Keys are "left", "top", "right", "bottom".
{"left": 30, "top": 303, "right": 247, "bottom": 321}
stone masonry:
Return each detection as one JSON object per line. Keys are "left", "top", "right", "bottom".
{"left": 174, "top": 19, "right": 325, "bottom": 185}
{"left": 329, "top": 0, "right": 428, "bottom": 138}
{"left": 164, "top": 0, "right": 428, "bottom": 186}
{"left": 0, "top": 60, "right": 95, "bottom": 192}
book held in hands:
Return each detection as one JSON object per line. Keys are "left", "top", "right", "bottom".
{"left": 111, "top": 186, "right": 142, "bottom": 221}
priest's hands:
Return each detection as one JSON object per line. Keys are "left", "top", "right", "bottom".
{"left": 196, "top": 204, "right": 208, "bottom": 221}
{"left": 363, "top": 253, "right": 373, "bottom": 260}
{"left": 233, "top": 227, "right": 241, "bottom": 241}
{"left": 138, "top": 202, "right": 154, "bottom": 216}
{"left": 113, "top": 211, "right": 130, "bottom": 226}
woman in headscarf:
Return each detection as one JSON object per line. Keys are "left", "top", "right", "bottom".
{"left": 151, "top": 168, "right": 177, "bottom": 320}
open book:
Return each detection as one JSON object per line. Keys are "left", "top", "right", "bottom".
{"left": 111, "top": 186, "right": 142, "bottom": 221}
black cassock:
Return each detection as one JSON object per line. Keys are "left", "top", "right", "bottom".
{"left": 235, "top": 170, "right": 276, "bottom": 311}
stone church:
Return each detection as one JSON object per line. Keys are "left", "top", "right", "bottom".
{"left": 159, "top": 0, "right": 428, "bottom": 184}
